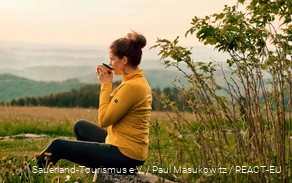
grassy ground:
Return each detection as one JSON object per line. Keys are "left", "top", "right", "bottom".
{"left": 0, "top": 106, "right": 185, "bottom": 182}
{"left": 2, "top": 106, "right": 291, "bottom": 183}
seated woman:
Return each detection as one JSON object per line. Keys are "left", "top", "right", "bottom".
{"left": 36, "top": 31, "right": 153, "bottom": 174}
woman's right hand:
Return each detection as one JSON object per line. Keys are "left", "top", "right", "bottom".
{"left": 96, "top": 65, "right": 113, "bottom": 84}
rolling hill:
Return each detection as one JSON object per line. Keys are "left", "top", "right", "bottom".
{"left": 0, "top": 74, "right": 86, "bottom": 102}
{"left": 0, "top": 65, "right": 189, "bottom": 93}
{"left": 0, "top": 68, "right": 188, "bottom": 102}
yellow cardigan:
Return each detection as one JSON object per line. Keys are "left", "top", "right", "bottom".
{"left": 98, "top": 69, "right": 152, "bottom": 161}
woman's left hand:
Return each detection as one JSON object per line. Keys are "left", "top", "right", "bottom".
{"left": 96, "top": 65, "right": 113, "bottom": 84}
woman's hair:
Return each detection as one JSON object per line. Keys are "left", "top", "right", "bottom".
{"left": 109, "top": 31, "right": 146, "bottom": 67}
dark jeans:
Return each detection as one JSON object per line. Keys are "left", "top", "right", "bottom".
{"left": 37, "top": 120, "right": 144, "bottom": 173}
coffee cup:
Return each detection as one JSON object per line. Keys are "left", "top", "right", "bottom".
{"left": 102, "top": 63, "right": 113, "bottom": 74}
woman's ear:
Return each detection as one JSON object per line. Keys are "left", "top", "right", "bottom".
{"left": 123, "top": 56, "right": 128, "bottom": 65}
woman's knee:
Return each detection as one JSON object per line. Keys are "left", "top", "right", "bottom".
{"left": 42, "top": 138, "right": 64, "bottom": 156}
{"left": 50, "top": 138, "right": 64, "bottom": 147}
{"left": 73, "top": 119, "right": 87, "bottom": 132}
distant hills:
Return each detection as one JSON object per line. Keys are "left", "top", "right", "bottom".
{"left": 0, "top": 64, "right": 187, "bottom": 85}
{"left": 0, "top": 42, "right": 236, "bottom": 102}
{"left": 0, "top": 74, "right": 85, "bottom": 102}
{"left": 0, "top": 68, "right": 188, "bottom": 102}
{"left": 0, "top": 65, "right": 274, "bottom": 103}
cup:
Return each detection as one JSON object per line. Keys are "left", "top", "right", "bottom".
{"left": 102, "top": 63, "right": 113, "bottom": 74}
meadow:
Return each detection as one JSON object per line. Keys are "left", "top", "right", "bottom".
{"left": 0, "top": 106, "right": 188, "bottom": 183}
{"left": 1, "top": 106, "right": 291, "bottom": 183}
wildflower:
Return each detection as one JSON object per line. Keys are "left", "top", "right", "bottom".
{"left": 1, "top": 156, "right": 7, "bottom": 162}
{"left": 11, "top": 165, "right": 16, "bottom": 170}
{"left": 7, "top": 159, "right": 12, "bottom": 165}
{"left": 44, "top": 152, "right": 52, "bottom": 167}
{"left": 65, "top": 175, "right": 71, "bottom": 181}
{"left": 5, "top": 168, "right": 9, "bottom": 177}
{"left": 44, "top": 152, "right": 52, "bottom": 157}
{"left": 34, "top": 152, "right": 40, "bottom": 158}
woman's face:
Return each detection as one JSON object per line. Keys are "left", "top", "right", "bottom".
{"left": 109, "top": 49, "right": 124, "bottom": 75}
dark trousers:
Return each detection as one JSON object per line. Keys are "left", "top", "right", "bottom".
{"left": 37, "top": 120, "right": 144, "bottom": 173}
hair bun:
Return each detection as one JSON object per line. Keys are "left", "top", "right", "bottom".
{"left": 127, "top": 31, "right": 146, "bottom": 49}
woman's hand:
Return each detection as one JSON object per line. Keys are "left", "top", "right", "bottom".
{"left": 96, "top": 64, "right": 113, "bottom": 84}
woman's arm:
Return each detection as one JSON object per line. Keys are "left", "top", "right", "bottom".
{"left": 98, "top": 83, "right": 137, "bottom": 128}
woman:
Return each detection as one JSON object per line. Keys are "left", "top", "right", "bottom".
{"left": 36, "top": 31, "right": 152, "bottom": 174}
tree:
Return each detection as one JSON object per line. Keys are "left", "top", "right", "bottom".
{"left": 152, "top": 0, "right": 291, "bottom": 182}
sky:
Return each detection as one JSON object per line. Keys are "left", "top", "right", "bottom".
{"left": 0, "top": 0, "right": 239, "bottom": 48}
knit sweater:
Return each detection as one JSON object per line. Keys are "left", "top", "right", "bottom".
{"left": 98, "top": 69, "right": 152, "bottom": 161}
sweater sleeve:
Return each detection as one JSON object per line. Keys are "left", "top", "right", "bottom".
{"left": 98, "top": 83, "right": 137, "bottom": 128}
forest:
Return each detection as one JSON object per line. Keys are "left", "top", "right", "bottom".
{"left": 3, "top": 81, "right": 190, "bottom": 111}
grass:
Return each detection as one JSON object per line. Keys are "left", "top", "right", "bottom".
{"left": 0, "top": 107, "right": 97, "bottom": 137}
{"left": 1, "top": 106, "right": 291, "bottom": 182}
{"left": 0, "top": 106, "right": 184, "bottom": 182}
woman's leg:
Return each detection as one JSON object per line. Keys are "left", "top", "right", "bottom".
{"left": 74, "top": 120, "right": 107, "bottom": 143}
{"left": 37, "top": 138, "right": 144, "bottom": 172}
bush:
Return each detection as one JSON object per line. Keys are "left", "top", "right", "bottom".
{"left": 151, "top": 0, "right": 292, "bottom": 182}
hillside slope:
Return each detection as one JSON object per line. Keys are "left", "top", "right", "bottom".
{"left": 0, "top": 74, "right": 85, "bottom": 102}
{"left": 0, "top": 66, "right": 188, "bottom": 89}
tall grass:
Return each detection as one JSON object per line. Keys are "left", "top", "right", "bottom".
{"left": 0, "top": 107, "right": 97, "bottom": 136}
